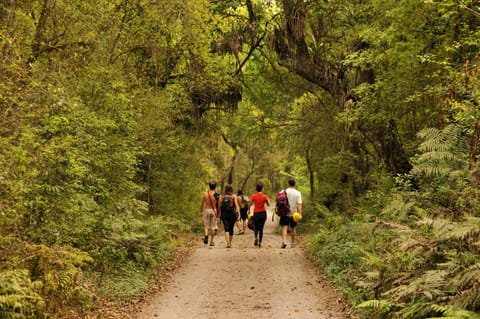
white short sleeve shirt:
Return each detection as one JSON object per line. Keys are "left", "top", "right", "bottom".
{"left": 285, "top": 188, "right": 302, "bottom": 214}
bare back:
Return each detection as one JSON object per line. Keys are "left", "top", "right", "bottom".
{"left": 202, "top": 190, "right": 216, "bottom": 210}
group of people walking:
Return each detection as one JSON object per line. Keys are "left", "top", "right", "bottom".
{"left": 199, "top": 179, "right": 302, "bottom": 249}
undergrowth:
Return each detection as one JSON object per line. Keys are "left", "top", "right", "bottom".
{"left": 0, "top": 215, "right": 194, "bottom": 318}
{"left": 305, "top": 188, "right": 480, "bottom": 319}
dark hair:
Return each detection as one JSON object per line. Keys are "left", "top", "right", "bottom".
{"left": 237, "top": 190, "right": 243, "bottom": 195}
{"left": 224, "top": 184, "right": 234, "bottom": 194}
{"left": 256, "top": 182, "right": 264, "bottom": 192}
{"left": 288, "top": 178, "right": 296, "bottom": 187}
{"left": 209, "top": 181, "right": 217, "bottom": 190}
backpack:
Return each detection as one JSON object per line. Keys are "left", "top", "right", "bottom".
{"left": 275, "top": 189, "right": 290, "bottom": 216}
{"left": 241, "top": 195, "right": 249, "bottom": 210}
{"left": 221, "top": 194, "right": 235, "bottom": 215}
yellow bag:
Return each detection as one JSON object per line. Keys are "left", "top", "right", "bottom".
{"left": 293, "top": 212, "right": 302, "bottom": 222}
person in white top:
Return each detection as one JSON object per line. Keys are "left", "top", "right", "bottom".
{"left": 280, "top": 178, "right": 302, "bottom": 248}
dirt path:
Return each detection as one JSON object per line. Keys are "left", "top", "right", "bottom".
{"left": 134, "top": 208, "right": 354, "bottom": 319}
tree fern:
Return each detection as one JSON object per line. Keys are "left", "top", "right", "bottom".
{"left": 417, "top": 126, "right": 463, "bottom": 153}
{"left": 413, "top": 125, "right": 467, "bottom": 177}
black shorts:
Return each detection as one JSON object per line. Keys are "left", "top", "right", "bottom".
{"left": 240, "top": 208, "right": 248, "bottom": 220}
{"left": 279, "top": 215, "right": 297, "bottom": 228}
{"left": 222, "top": 213, "right": 237, "bottom": 235}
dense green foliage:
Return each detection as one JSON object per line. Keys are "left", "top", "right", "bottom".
{"left": 1, "top": 0, "right": 479, "bottom": 318}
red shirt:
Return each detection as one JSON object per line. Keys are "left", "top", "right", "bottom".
{"left": 250, "top": 192, "right": 269, "bottom": 213}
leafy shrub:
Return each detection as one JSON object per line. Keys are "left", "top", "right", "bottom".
{"left": 1, "top": 233, "right": 95, "bottom": 317}
{"left": 94, "top": 215, "right": 192, "bottom": 299}
{"left": 0, "top": 270, "right": 46, "bottom": 319}
{"left": 21, "top": 244, "right": 94, "bottom": 315}
{"left": 306, "top": 217, "right": 372, "bottom": 305}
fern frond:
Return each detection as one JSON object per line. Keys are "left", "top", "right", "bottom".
{"left": 374, "top": 220, "right": 411, "bottom": 232}
{"left": 360, "top": 250, "right": 387, "bottom": 270}
{"left": 399, "top": 237, "right": 425, "bottom": 251}
{"left": 0, "top": 270, "right": 45, "bottom": 317}
{"left": 417, "top": 217, "right": 451, "bottom": 231}
{"left": 430, "top": 303, "right": 448, "bottom": 314}
{"left": 450, "top": 262, "right": 480, "bottom": 310}
{"left": 458, "top": 262, "right": 480, "bottom": 283}
{"left": 413, "top": 124, "right": 468, "bottom": 176}
{"left": 417, "top": 125, "right": 465, "bottom": 154}
{"left": 427, "top": 304, "right": 480, "bottom": 319}
{"left": 456, "top": 285, "right": 480, "bottom": 309}
{"left": 437, "top": 216, "right": 480, "bottom": 243}
{"left": 383, "top": 269, "right": 449, "bottom": 302}
{"left": 417, "top": 151, "right": 459, "bottom": 162}
{"left": 357, "top": 299, "right": 393, "bottom": 313}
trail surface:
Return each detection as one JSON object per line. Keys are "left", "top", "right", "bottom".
{"left": 134, "top": 209, "right": 354, "bottom": 319}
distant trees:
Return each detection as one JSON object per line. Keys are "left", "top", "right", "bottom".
{"left": 1, "top": 0, "right": 479, "bottom": 317}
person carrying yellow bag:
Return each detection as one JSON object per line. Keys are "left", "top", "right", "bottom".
{"left": 279, "top": 178, "right": 302, "bottom": 248}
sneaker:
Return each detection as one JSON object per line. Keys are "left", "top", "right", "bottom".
{"left": 209, "top": 241, "right": 215, "bottom": 246}
{"left": 291, "top": 243, "right": 296, "bottom": 248}
{"left": 227, "top": 243, "right": 231, "bottom": 248}
{"left": 203, "top": 236, "right": 208, "bottom": 245}
{"left": 254, "top": 239, "right": 258, "bottom": 246}
{"left": 281, "top": 242, "right": 287, "bottom": 249}
{"left": 258, "top": 242, "right": 262, "bottom": 248}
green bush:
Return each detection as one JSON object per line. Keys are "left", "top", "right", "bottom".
{"left": 94, "top": 215, "right": 193, "bottom": 299}
{"left": 0, "top": 270, "right": 46, "bottom": 319}
{"left": 306, "top": 219, "right": 372, "bottom": 305}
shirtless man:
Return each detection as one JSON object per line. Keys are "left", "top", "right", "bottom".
{"left": 200, "top": 181, "right": 218, "bottom": 246}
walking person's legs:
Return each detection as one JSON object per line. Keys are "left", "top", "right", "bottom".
{"left": 290, "top": 226, "right": 297, "bottom": 247}
{"left": 203, "top": 226, "right": 209, "bottom": 244}
{"left": 239, "top": 209, "right": 247, "bottom": 234}
{"left": 202, "top": 209, "right": 211, "bottom": 244}
{"left": 228, "top": 229, "right": 233, "bottom": 247}
{"left": 281, "top": 225, "right": 288, "bottom": 248}
{"left": 290, "top": 218, "right": 298, "bottom": 247}
{"left": 208, "top": 212, "right": 216, "bottom": 246}
{"left": 253, "top": 214, "right": 260, "bottom": 245}
{"left": 223, "top": 216, "right": 235, "bottom": 248}
{"left": 257, "top": 212, "right": 267, "bottom": 247}
{"left": 224, "top": 231, "right": 231, "bottom": 247}
{"left": 280, "top": 215, "right": 289, "bottom": 248}
{"left": 209, "top": 229, "right": 215, "bottom": 245}
{"left": 235, "top": 219, "right": 242, "bottom": 234}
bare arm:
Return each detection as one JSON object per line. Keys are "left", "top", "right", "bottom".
{"left": 233, "top": 195, "right": 241, "bottom": 218}
{"left": 218, "top": 195, "right": 223, "bottom": 217}
{"left": 297, "top": 203, "right": 302, "bottom": 214}
{"left": 199, "top": 193, "right": 206, "bottom": 216}
{"left": 236, "top": 195, "right": 242, "bottom": 208}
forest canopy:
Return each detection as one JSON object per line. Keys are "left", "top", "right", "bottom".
{"left": 1, "top": 0, "right": 479, "bottom": 318}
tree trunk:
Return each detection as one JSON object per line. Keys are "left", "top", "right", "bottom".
{"left": 305, "top": 143, "right": 314, "bottom": 202}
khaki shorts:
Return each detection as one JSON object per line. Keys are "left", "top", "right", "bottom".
{"left": 202, "top": 208, "right": 217, "bottom": 230}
